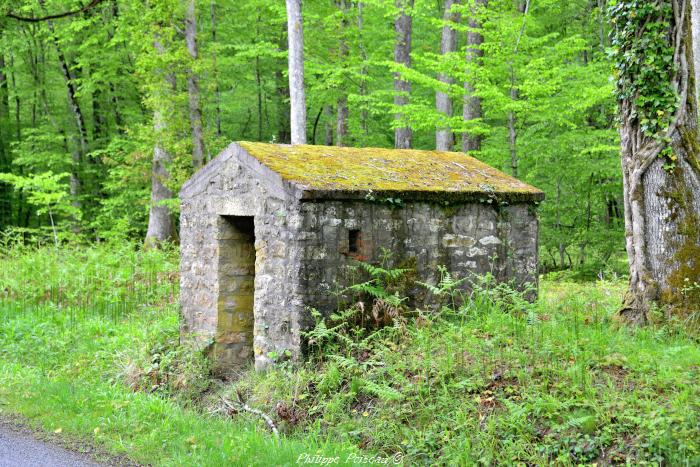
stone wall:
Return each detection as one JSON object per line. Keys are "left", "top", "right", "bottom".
{"left": 297, "top": 200, "right": 538, "bottom": 325}
{"left": 180, "top": 144, "right": 305, "bottom": 371}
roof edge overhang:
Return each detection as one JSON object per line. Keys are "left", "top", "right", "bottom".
{"left": 298, "top": 188, "right": 545, "bottom": 204}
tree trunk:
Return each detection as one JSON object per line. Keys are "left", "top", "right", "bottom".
{"left": 394, "top": 0, "right": 414, "bottom": 149}
{"left": 692, "top": 0, "right": 700, "bottom": 105}
{"left": 185, "top": 0, "right": 206, "bottom": 169}
{"left": 256, "top": 55, "right": 263, "bottom": 140}
{"left": 285, "top": 0, "right": 307, "bottom": 145}
{"left": 210, "top": 0, "right": 222, "bottom": 138}
{"left": 276, "top": 27, "right": 291, "bottom": 144}
{"left": 40, "top": 6, "right": 87, "bottom": 220}
{"left": 358, "top": 1, "right": 369, "bottom": 138}
{"left": 615, "top": 0, "right": 700, "bottom": 323}
{"left": 324, "top": 105, "right": 334, "bottom": 146}
{"left": 436, "top": 0, "right": 460, "bottom": 151}
{"left": 508, "top": 86, "right": 518, "bottom": 178}
{"left": 0, "top": 53, "right": 11, "bottom": 230}
{"left": 506, "top": 0, "right": 529, "bottom": 178}
{"left": 463, "top": 0, "right": 487, "bottom": 152}
{"left": 145, "top": 38, "right": 177, "bottom": 247}
{"left": 336, "top": 0, "right": 349, "bottom": 147}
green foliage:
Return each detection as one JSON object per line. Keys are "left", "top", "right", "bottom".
{"left": 0, "top": 0, "right": 624, "bottom": 273}
{"left": 608, "top": 0, "right": 677, "bottom": 138}
{"left": 235, "top": 276, "right": 700, "bottom": 465}
{"left": 347, "top": 257, "right": 412, "bottom": 309}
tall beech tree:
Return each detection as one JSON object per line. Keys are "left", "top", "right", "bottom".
{"left": 611, "top": 0, "right": 700, "bottom": 323}
{"left": 394, "top": 0, "right": 414, "bottom": 149}
{"left": 185, "top": 0, "right": 206, "bottom": 169}
{"left": 145, "top": 37, "right": 177, "bottom": 247}
{"left": 436, "top": 0, "right": 460, "bottom": 151}
{"left": 336, "top": 0, "right": 350, "bottom": 147}
{"left": 285, "top": 0, "right": 307, "bottom": 144}
{"left": 462, "top": 0, "right": 486, "bottom": 152}
{"left": 693, "top": 0, "right": 700, "bottom": 103}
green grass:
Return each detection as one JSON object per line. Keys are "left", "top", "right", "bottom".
{"left": 1, "top": 244, "right": 699, "bottom": 465}
{"left": 0, "top": 244, "right": 359, "bottom": 466}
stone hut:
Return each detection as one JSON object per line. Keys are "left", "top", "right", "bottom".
{"left": 180, "top": 142, "right": 544, "bottom": 372}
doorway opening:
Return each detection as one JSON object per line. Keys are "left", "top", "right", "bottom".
{"left": 215, "top": 216, "right": 255, "bottom": 372}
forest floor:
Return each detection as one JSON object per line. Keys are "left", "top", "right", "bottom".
{"left": 0, "top": 244, "right": 698, "bottom": 466}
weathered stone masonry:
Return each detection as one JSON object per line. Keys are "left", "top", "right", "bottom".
{"left": 180, "top": 142, "right": 544, "bottom": 372}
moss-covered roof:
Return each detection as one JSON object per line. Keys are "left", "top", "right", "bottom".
{"left": 238, "top": 142, "right": 544, "bottom": 202}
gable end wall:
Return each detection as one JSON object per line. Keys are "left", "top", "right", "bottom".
{"left": 180, "top": 144, "right": 305, "bottom": 371}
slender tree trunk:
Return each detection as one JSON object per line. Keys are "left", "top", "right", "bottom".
{"left": 336, "top": 0, "right": 349, "bottom": 147}
{"left": 436, "top": 0, "right": 460, "bottom": 151}
{"left": 692, "top": 0, "right": 700, "bottom": 105}
{"left": 145, "top": 38, "right": 177, "bottom": 247}
{"left": 210, "top": 0, "right": 222, "bottom": 138}
{"left": 8, "top": 52, "right": 25, "bottom": 228}
{"left": 615, "top": 0, "right": 700, "bottom": 323}
{"left": 9, "top": 53, "right": 20, "bottom": 142}
{"left": 358, "top": 1, "right": 369, "bottom": 138}
{"left": 285, "top": 0, "right": 307, "bottom": 144}
{"left": 106, "top": 1, "right": 125, "bottom": 135}
{"left": 40, "top": 6, "right": 86, "bottom": 220}
{"left": 463, "top": 0, "right": 487, "bottom": 152}
{"left": 394, "top": 0, "right": 414, "bottom": 149}
{"left": 555, "top": 178, "right": 565, "bottom": 269}
{"left": 0, "top": 53, "right": 11, "bottom": 230}
{"left": 256, "top": 55, "right": 263, "bottom": 141}
{"left": 506, "top": 0, "right": 529, "bottom": 178}
{"left": 324, "top": 105, "right": 334, "bottom": 146}
{"left": 276, "top": 27, "right": 291, "bottom": 144}
{"left": 508, "top": 85, "right": 518, "bottom": 178}
{"left": 185, "top": 0, "right": 206, "bottom": 169}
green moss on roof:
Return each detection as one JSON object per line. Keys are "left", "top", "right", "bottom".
{"left": 238, "top": 142, "right": 544, "bottom": 201}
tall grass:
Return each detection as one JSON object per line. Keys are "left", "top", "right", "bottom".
{"left": 0, "top": 242, "right": 179, "bottom": 323}
{"left": 0, "top": 243, "right": 362, "bottom": 465}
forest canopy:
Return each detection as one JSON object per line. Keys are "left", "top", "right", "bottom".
{"left": 0, "top": 0, "right": 621, "bottom": 274}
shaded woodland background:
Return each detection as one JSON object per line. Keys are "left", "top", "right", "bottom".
{"left": 0, "top": 0, "right": 622, "bottom": 275}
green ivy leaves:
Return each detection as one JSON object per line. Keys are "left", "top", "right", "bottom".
{"left": 608, "top": 0, "right": 678, "bottom": 139}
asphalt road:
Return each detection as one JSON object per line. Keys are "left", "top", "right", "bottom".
{"left": 0, "top": 424, "right": 102, "bottom": 467}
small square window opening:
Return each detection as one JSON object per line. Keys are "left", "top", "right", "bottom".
{"left": 348, "top": 229, "right": 361, "bottom": 254}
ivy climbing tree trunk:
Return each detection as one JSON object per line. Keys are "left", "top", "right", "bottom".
{"left": 612, "top": 0, "right": 700, "bottom": 323}
{"left": 394, "top": 0, "right": 414, "bottom": 149}
{"left": 185, "top": 0, "right": 206, "bottom": 169}
{"left": 462, "top": 0, "right": 486, "bottom": 152}
{"left": 436, "top": 0, "right": 460, "bottom": 151}
{"left": 286, "top": 0, "right": 307, "bottom": 145}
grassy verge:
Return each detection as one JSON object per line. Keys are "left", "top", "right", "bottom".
{"left": 1, "top": 244, "right": 699, "bottom": 465}
{"left": 0, "top": 244, "right": 358, "bottom": 466}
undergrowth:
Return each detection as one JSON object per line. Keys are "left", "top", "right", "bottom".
{"left": 222, "top": 265, "right": 700, "bottom": 465}
{"left": 1, "top": 244, "right": 699, "bottom": 465}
